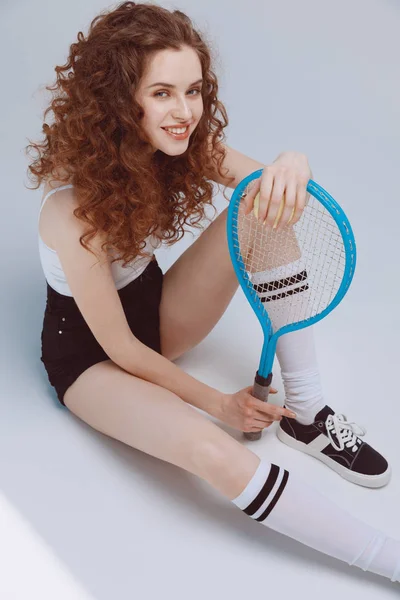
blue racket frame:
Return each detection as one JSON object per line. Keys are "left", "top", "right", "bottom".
{"left": 227, "top": 169, "right": 357, "bottom": 380}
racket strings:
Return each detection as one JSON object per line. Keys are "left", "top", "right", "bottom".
{"left": 234, "top": 197, "right": 345, "bottom": 333}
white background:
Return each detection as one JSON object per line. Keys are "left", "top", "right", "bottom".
{"left": 1, "top": 0, "right": 399, "bottom": 598}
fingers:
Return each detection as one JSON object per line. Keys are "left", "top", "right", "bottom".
{"left": 247, "top": 420, "right": 274, "bottom": 433}
{"left": 243, "top": 389, "right": 297, "bottom": 432}
{"left": 253, "top": 168, "right": 273, "bottom": 223}
{"left": 241, "top": 178, "right": 261, "bottom": 215}
{"left": 248, "top": 405, "right": 295, "bottom": 432}
{"left": 262, "top": 173, "right": 286, "bottom": 229}
{"left": 243, "top": 165, "right": 309, "bottom": 230}
{"left": 251, "top": 398, "right": 297, "bottom": 420}
{"left": 288, "top": 180, "right": 308, "bottom": 227}
{"left": 274, "top": 178, "right": 297, "bottom": 231}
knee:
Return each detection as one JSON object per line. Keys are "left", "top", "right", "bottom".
{"left": 188, "top": 433, "right": 261, "bottom": 498}
{"left": 189, "top": 434, "right": 237, "bottom": 480}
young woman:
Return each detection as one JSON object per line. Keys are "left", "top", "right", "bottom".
{"left": 26, "top": 1, "right": 399, "bottom": 584}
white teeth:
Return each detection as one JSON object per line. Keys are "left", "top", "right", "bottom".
{"left": 164, "top": 126, "right": 188, "bottom": 134}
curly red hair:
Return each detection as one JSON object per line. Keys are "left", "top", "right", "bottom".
{"left": 25, "top": 1, "right": 235, "bottom": 267}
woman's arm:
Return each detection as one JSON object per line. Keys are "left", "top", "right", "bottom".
{"left": 206, "top": 142, "right": 312, "bottom": 193}
{"left": 113, "top": 339, "right": 225, "bottom": 417}
{"left": 50, "top": 188, "right": 226, "bottom": 420}
{"left": 206, "top": 140, "right": 266, "bottom": 189}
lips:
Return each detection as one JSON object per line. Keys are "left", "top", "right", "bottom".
{"left": 162, "top": 126, "right": 191, "bottom": 141}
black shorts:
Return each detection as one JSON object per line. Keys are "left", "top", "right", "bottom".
{"left": 40, "top": 257, "right": 163, "bottom": 407}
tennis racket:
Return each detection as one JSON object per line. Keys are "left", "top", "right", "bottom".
{"left": 226, "top": 169, "right": 356, "bottom": 441}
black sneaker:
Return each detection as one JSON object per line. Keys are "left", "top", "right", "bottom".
{"left": 277, "top": 405, "right": 391, "bottom": 488}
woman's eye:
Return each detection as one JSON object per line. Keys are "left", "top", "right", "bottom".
{"left": 154, "top": 88, "right": 202, "bottom": 98}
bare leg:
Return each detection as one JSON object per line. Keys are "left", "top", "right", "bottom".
{"left": 64, "top": 360, "right": 400, "bottom": 584}
{"left": 159, "top": 205, "right": 301, "bottom": 361}
{"left": 64, "top": 359, "right": 260, "bottom": 500}
{"left": 159, "top": 206, "right": 239, "bottom": 360}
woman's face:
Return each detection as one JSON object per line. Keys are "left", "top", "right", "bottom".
{"left": 136, "top": 46, "right": 204, "bottom": 155}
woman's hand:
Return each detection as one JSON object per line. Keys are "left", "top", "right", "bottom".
{"left": 241, "top": 151, "right": 312, "bottom": 231}
{"left": 219, "top": 385, "right": 297, "bottom": 434}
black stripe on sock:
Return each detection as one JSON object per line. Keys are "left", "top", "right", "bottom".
{"left": 255, "top": 469, "right": 289, "bottom": 522}
{"left": 260, "top": 284, "right": 309, "bottom": 302}
{"left": 253, "top": 270, "right": 308, "bottom": 294}
{"left": 243, "top": 464, "right": 280, "bottom": 516}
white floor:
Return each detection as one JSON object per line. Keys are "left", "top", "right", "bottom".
{"left": 2, "top": 0, "right": 400, "bottom": 598}
{"left": 2, "top": 203, "right": 399, "bottom": 599}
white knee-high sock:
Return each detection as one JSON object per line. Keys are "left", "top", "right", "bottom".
{"left": 276, "top": 328, "right": 325, "bottom": 425}
{"left": 251, "top": 260, "right": 325, "bottom": 425}
{"left": 232, "top": 459, "right": 400, "bottom": 583}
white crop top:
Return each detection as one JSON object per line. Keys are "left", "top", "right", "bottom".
{"left": 38, "top": 184, "right": 162, "bottom": 297}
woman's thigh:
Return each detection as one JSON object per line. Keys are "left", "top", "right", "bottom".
{"left": 159, "top": 207, "right": 239, "bottom": 361}
{"left": 63, "top": 359, "right": 257, "bottom": 497}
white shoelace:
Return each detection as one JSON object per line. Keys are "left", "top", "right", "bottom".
{"left": 325, "top": 413, "right": 367, "bottom": 453}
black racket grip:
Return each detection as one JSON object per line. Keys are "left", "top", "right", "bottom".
{"left": 244, "top": 372, "right": 273, "bottom": 441}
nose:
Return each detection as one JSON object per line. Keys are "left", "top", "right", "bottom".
{"left": 171, "top": 95, "right": 193, "bottom": 121}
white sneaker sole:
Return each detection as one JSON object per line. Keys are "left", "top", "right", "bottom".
{"left": 277, "top": 426, "right": 392, "bottom": 488}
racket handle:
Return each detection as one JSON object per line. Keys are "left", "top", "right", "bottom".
{"left": 244, "top": 372, "right": 273, "bottom": 441}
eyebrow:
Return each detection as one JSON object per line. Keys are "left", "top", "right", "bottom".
{"left": 146, "top": 78, "right": 203, "bottom": 89}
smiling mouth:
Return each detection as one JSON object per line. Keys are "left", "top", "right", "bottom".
{"left": 161, "top": 126, "right": 191, "bottom": 140}
{"left": 162, "top": 126, "right": 189, "bottom": 132}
